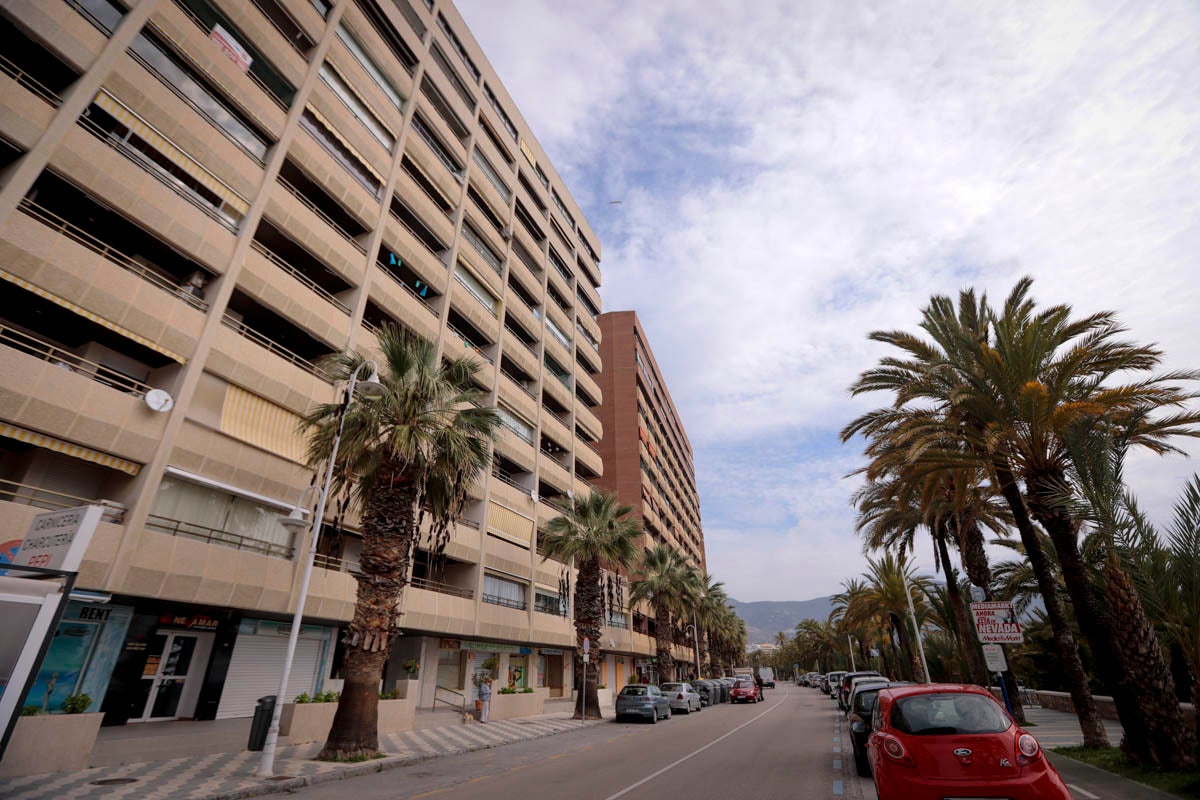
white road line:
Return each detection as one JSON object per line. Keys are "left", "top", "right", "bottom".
{"left": 1068, "top": 784, "right": 1101, "bottom": 799}
{"left": 602, "top": 689, "right": 791, "bottom": 800}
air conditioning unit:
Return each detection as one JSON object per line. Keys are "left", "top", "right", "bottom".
{"left": 501, "top": 226, "right": 513, "bottom": 241}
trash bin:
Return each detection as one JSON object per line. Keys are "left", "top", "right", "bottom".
{"left": 247, "top": 695, "right": 277, "bottom": 751}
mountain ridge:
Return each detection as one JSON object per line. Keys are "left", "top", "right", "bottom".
{"left": 729, "top": 596, "right": 834, "bottom": 646}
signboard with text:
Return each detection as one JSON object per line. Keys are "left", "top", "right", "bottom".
{"left": 982, "top": 643, "right": 1008, "bottom": 672}
{"left": 971, "top": 601, "right": 1023, "bottom": 643}
{"left": 13, "top": 505, "right": 104, "bottom": 572}
{"left": 210, "top": 24, "right": 252, "bottom": 72}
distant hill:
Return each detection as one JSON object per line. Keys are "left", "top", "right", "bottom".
{"left": 729, "top": 596, "right": 834, "bottom": 646}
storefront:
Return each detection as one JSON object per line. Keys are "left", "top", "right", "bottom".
{"left": 214, "top": 618, "right": 336, "bottom": 718}
{"left": 25, "top": 600, "right": 133, "bottom": 715}
{"left": 536, "top": 648, "right": 565, "bottom": 697}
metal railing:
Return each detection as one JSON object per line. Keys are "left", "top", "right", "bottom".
{"left": 1, "top": 323, "right": 155, "bottom": 397}
{"left": 221, "top": 313, "right": 332, "bottom": 382}
{"left": 251, "top": 242, "right": 350, "bottom": 313}
{"left": 542, "top": 406, "right": 570, "bottom": 427}
{"left": 446, "top": 323, "right": 493, "bottom": 364}
{"left": 0, "top": 52, "right": 64, "bottom": 106}
{"left": 459, "top": 223, "right": 503, "bottom": 274}
{"left": 491, "top": 465, "right": 529, "bottom": 491}
{"left": 276, "top": 177, "right": 366, "bottom": 251}
{"left": 499, "top": 367, "right": 536, "bottom": 398}
{"left": 411, "top": 115, "right": 464, "bottom": 182}
{"left": 19, "top": 199, "right": 209, "bottom": 311}
{"left": 411, "top": 576, "right": 474, "bottom": 599}
{"left": 146, "top": 513, "right": 294, "bottom": 558}
{"left": 434, "top": 685, "right": 465, "bottom": 712}
{"left": 388, "top": 206, "right": 451, "bottom": 263}
{"left": 481, "top": 593, "right": 527, "bottom": 610}
{"left": 540, "top": 448, "right": 570, "bottom": 469}
{"left": 576, "top": 322, "right": 600, "bottom": 352}
{"left": 0, "top": 479, "right": 126, "bottom": 520}
{"left": 453, "top": 273, "right": 499, "bottom": 315}
{"left": 313, "top": 553, "right": 360, "bottom": 573}
{"left": 502, "top": 327, "right": 539, "bottom": 360}
{"left": 378, "top": 263, "right": 439, "bottom": 315}
{"left": 471, "top": 148, "right": 511, "bottom": 200}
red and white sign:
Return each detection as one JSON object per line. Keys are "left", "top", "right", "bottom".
{"left": 971, "top": 601, "right": 1023, "bottom": 644}
{"left": 210, "top": 24, "right": 253, "bottom": 73}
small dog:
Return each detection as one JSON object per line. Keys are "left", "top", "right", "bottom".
{"left": 462, "top": 711, "right": 475, "bottom": 724}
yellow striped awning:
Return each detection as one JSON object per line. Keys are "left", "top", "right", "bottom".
{"left": 93, "top": 90, "right": 250, "bottom": 216}
{"left": 0, "top": 423, "right": 141, "bottom": 475}
{"left": 220, "top": 384, "right": 306, "bottom": 463}
{"left": 0, "top": 269, "right": 187, "bottom": 364}
{"left": 487, "top": 500, "right": 534, "bottom": 546}
{"left": 304, "top": 102, "right": 385, "bottom": 186}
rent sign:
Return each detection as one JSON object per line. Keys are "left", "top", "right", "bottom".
{"left": 971, "top": 600, "right": 1023, "bottom": 643}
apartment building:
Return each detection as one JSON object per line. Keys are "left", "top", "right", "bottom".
{"left": 594, "top": 310, "right": 706, "bottom": 676}
{"left": 0, "top": 0, "right": 660, "bottom": 726}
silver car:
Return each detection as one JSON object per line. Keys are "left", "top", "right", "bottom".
{"left": 660, "top": 682, "right": 703, "bottom": 713}
{"left": 615, "top": 684, "right": 671, "bottom": 723}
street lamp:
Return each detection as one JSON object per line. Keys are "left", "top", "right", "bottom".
{"left": 904, "top": 572, "right": 931, "bottom": 684}
{"left": 847, "top": 634, "right": 857, "bottom": 672}
{"left": 686, "top": 619, "right": 701, "bottom": 680}
{"left": 257, "top": 360, "right": 383, "bottom": 778}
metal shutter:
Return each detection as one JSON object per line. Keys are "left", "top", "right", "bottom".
{"left": 215, "top": 635, "right": 322, "bottom": 719}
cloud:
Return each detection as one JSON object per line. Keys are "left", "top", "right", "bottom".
{"left": 457, "top": 0, "right": 1200, "bottom": 602}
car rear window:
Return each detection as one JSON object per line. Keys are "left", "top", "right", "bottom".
{"left": 620, "top": 686, "right": 648, "bottom": 696}
{"left": 892, "top": 693, "right": 1011, "bottom": 735}
{"left": 662, "top": 683, "right": 683, "bottom": 691}
{"left": 854, "top": 689, "right": 881, "bottom": 713}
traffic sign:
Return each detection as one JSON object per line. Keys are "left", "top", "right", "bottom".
{"left": 981, "top": 643, "right": 1008, "bottom": 672}
{"left": 969, "top": 585, "right": 986, "bottom": 603}
{"left": 582, "top": 637, "right": 590, "bottom": 654}
{"left": 971, "top": 601, "right": 1023, "bottom": 643}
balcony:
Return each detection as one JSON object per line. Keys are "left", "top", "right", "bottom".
{"left": 145, "top": 512, "right": 293, "bottom": 558}
{"left": 371, "top": 262, "right": 442, "bottom": 344}
{"left": 211, "top": 319, "right": 333, "bottom": 414}
{"left": 0, "top": 49, "right": 64, "bottom": 150}
{"left": 288, "top": 118, "right": 385, "bottom": 232}
{"left": 242, "top": 243, "right": 351, "bottom": 349}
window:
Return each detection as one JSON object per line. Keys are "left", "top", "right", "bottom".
{"left": 551, "top": 189, "right": 576, "bottom": 230}
{"left": 300, "top": 107, "right": 383, "bottom": 195}
{"left": 472, "top": 148, "right": 510, "bottom": 200}
{"left": 496, "top": 406, "right": 534, "bottom": 444}
{"left": 892, "top": 693, "right": 1011, "bottom": 735}
{"left": 534, "top": 589, "right": 564, "bottom": 616}
{"left": 482, "top": 573, "right": 527, "bottom": 610}
{"left": 482, "top": 83, "right": 518, "bottom": 140}
{"left": 336, "top": 23, "right": 404, "bottom": 109}
{"left": 421, "top": 76, "right": 470, "bottom": 141}
{"left": 149, "top": 477, "right": 293, "bottom": 557}
{"left": 68, "top": 0, "right": 126, "bottom": 34}
{"left": 460, "top": 221, "right": 502, "bottom": 274}
{"left": 320, "top": 62, "right": 395, "bottom": 150}
{"left": 545, "top": 317, "right": 571, "bottom": 350}
{"left": 248, "top": 0, "right": 314, "bottom": 54}
{"left": 437, "top": 13, "right": 480, "bottom": 82}
{"left": 533, "top": 164, "right": 549, "bottom": 190}
{"left": 354, "top": 0, "right": 419, "bottom": 74}
{"left": 411, "top": 114, "right": 463, "bottom": 180}
{"left": 454, "top": 263, "right": 498, "bottom": 313}
{"left": 173, "top": 0, "right": 296, "bottom": 106}
{"left": 607, "top": 609, "right": 628, "bottom": 629}
{"left": 132, "top": 27, "right": 271, "bottom": 160}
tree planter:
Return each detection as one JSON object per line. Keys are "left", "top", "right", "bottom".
{"left": 490, "top": 689, "right": 547, "bottom": 721}
{"left": 0, "top": 713, "right": 104, "bottom": 777}
{"left": 279, "top": 697, "right": 417, "bottom": 744}
{"left": 597, "top": 687, "right": 614, "bottom": 709}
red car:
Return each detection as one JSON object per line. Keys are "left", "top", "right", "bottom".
{"left": 867, "top": 684, "right": 1071, "bottom": 800}
{"left": 730, "top": 678, "right": 762, "bottom": 703}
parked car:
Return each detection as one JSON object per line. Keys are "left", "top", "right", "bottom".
{"left": 661, "top": 682, "right": 703, "bottom": 713}
{"left": 867, "top": 684, "right": 1071, "bottom": 800}
{"left": 847, "top": 681, "right": 906, "bottom": 776}
{"left": 730, "top": 678, "right": 762, "bottom": 703}
{"left": 842, "top": 673, "right": 886, "bottom": 715}
{"left": 615, "top": 684, "right": 672, "bottom": 723}
{"left": 690, "top": 680, "right": 717, "bottom": 706}
{"left": 839, "top": 671, "right": 881, "bottom": 711}
{"left": 757, "top": 667, "right": 776, "bottom": 688}
{"left": 825, "top": 671, "right": 847, "bottom": 696}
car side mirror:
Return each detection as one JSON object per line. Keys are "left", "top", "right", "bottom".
{"left": 850, "top": 720, "right": 865, "bottom": 734}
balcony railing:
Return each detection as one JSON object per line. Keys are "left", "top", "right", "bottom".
{"left": 221, "top": 313, "right": 331, "bottom": 381}
{"left": 251, "top": 242, "right": 350, "bottom": 313}
{"left": 540, "top": 448, "right": 569, "bottom": 468}
{"left": 314, "top": 552, "right": 360, "bottom": 573}
{"left": 411, "top": 575, "right": 474, "bottom": 599}
{"left": 19, "top": 199, "right": 208, "bottom": 311}
{"left": 446, "top": 323, "right": 493, "bottom": 364}
{"left": 1, "top": 323, "right": 155, "bottom": 398}
{"left": 491, "top": 464, "right": 529, "bottom": 491}
{"left": 542, "top": 406, "right": 570, "bottom": 427}
{"left": 576, "top": 322, "right": 600, "bottom": 352}
{"left": 146, "top": 513, "right": 294, "bottom": 558}
{"left": 481, "top": 593, "right": 526, "bottom": 610}
{"left": 277, "top": 177, "right": 366, "bottom": 251}
{"left": 0, "top": 479, "right": 125, "bottom": 520}
{"left": 453, "top": 273, "right": 499, "bottom": 315}
{"left": 471, "top": 149, "right": 511, "bottom": 201}
{"left": 379, "top": 263, "right": 439, "bottom": 315}
{"left": 0, "top": 52, "right": 64, "bottom": 106}
{"left": 500, "top": 367, "right": 536, "bottom": 398}
{"left": 460, "top": 223, "right": 503, "bottom": 274}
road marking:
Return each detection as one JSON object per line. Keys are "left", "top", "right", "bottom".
{"left": 1068, "top": 784, "right": 1101, "bottom": 799}
{"left": 602, "top": 690, "right": 790, "bottom": 800}
{"left": 833, "top": 779, "right": 844, "bottom": 795}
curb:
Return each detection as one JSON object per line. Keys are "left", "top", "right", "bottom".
{"left": 1047, "top": 752, "right": 1183, "bottom": 800}
{"left": 194, "top": 718, "right": 605, "bottom": 800}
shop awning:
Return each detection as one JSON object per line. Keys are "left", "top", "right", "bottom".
{"left": 0, "top": 269, "right": 187, "bottom": 364}
{"left": 0, "top": 422, "right": 141, "bottom": 475}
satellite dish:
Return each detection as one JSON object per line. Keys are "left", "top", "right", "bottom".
{"left": 144, "top": 388, "right": 175, "bottom": 413}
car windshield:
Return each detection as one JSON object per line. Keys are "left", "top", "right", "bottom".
{"left": 620, "top": 686, "right": 648, "bottom": 696}
{"left": 735, "top": 679, "right": 753, "bottom": 688}
{"left": 892, "top": 693, "right": 1011, "bottom": 735}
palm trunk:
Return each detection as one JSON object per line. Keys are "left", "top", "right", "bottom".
{"left": 891, "top": 613, "right": 916, "bottom": 681}
{"left": 654, "top": 605, "right": 674, "bottom": 682}
{"left": 573, "top": 557, "right": 604, "bottom": 719}
{"left": 936, "top": 530, "right": 989, "bottom": 687}
{"left": 319, "top": 475, "right": 416, "bottom": 760}
{"left": 993, "top": 463, "right": 1109, "bottom": 747}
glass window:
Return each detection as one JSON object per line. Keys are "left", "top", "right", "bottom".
{"left": 336, "top": 23, "right": 404, "bottom": 109}
{"left": 173, "top": 0, "right": 296, "bottom": 106}
{"left": 620, "top": 685, "right": 647, "bottom": 696}
{"left": 496, "top": 406, "right": 533, "bottom": 443}
{"left": 66, "top": 0, "right": 125, "bottom": 35}
{"left": 319, "top": 62, "right": 395, "bottom": 150}
{"left": 300, "top": 107, "right": 383, "bottom": 196}
{"left": 454, "top": 263, "right": 498, "bottom": 313}
{"left": 534, "top": 589, "right": 563, "bottom": 616}
{"left": 482, "top": 574, "right": 527, "bottom": 609}
{"left": 150, "top": 477, "right": 291, "bottom": 553}
{"left": 892, "top": 693, "right": 1011, "bottom": 735}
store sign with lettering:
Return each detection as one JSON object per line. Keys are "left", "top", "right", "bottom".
{"left": 159, "top": 614, "right": 220, "bottom": 631}
{"left": 971, "top": 601, "right": 1023, "bottom": 644}
{"left": 210, "top": 24, "right": 252, "bottom": 72}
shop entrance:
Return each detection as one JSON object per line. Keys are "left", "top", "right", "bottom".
{"left": 541, "top": 654, "right": 564, "bottom": 697}
{"left": 132, "top": 631, "right": 213, "bottom": 722}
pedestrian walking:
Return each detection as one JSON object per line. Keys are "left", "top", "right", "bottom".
{"left": 478, "top": 676, "right": 492, "bottom": 723}
{"left": 754, "top": 672, "right": 764, "bottom": 700}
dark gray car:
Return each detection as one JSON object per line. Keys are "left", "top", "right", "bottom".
{"left": 615, "top": 684, "right": 671, "bottom": 723}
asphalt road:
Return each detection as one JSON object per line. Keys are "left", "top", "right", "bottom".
{"left": 293, "top": 685, "right": 1167, "bottom": 800}
{"left": 295, "top": 685, "right": 852, "bottom": 800}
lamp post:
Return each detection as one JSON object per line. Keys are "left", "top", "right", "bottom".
{"left": 847, "top": 634, "right": 857, "bottom": 672}
{"left": 686, "top": 618, "right": 701, "bottom": 680}
{"left": 257, "top": 361, "right": 384, "bottom": 778}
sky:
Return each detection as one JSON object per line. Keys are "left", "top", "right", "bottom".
{"left": 456, "top": 0, "right": 1200, "bottom": 603}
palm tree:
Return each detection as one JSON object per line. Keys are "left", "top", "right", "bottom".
{"left": 694, "top": 574, "right": 728, "bottom": 674}
{"left": 795, "top": 617, "right": 842, "bottom": 673}
{"left": 630, "top": 545, "right": 696, "bottom": 682}
{"left": 539, "top": 491, "right": 640, "bottom": 719}
{"left": 861, "top": 553, "right": 933, "bottom": 681}
{"left": 843, "top": 282, "right": 1109, "bottom": 747}
{"left": 303, "top": 324, "right": 499, "bottom": 760}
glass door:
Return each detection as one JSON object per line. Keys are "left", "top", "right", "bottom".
{"left": 135, "top": 632, "right": 200, "bottom": 721}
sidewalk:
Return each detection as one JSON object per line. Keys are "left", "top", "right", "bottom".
{"left": 0, "top": 711, "right": 600, "bottom": 800}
